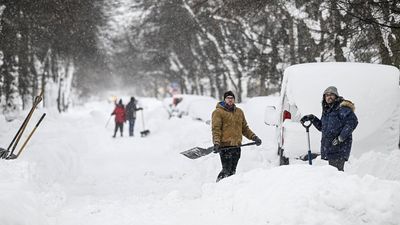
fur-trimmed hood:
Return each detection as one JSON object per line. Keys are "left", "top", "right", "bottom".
{"left": 340, "top": 99, "right": 355, "bottom": 112}
{"left": 322, "top": 96, "right": 355, "bottom": 113}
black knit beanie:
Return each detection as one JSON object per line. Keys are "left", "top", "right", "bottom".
{"left": 223, "top": 91, "right": 235, "bottom": 99}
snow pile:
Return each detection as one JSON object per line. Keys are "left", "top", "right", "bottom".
{"left": 0, "top": 162, "right": 49, "bottom": 225}
{"left": 0, "top": 95, "right": 399, "bottom": 225}
{"left": 187, "top": 98, "right": 217, "bottom": 122}
{"left": 187, "top": 165, "right": 400, "bottom": 225}
{"left": 348, "top": 150, "right": 400, "bottom": 181}
{"left": 239, "top": 96, "right": 280, "bottom": 163}
{"left": 163, "top": 94, "right": 217, "bottom": 122}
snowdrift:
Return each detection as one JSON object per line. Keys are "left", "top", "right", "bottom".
{"left": 0, "top": 96, "right": 399, "bottom": 225}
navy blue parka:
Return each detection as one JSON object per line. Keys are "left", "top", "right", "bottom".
{"left": 311, "top": 97, "right": 358, "bottom": 161}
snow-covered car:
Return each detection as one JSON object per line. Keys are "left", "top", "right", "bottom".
{"left": 264, "top": 62, "right": 400, "bottom": 165}
{"left": 163, "top": 94, "right": 217, "bottom": 121}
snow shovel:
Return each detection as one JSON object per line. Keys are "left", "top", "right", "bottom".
{"left": 7, "top": 113, "right": 46, "bottom": 160}
{"left": 140, "top": 109, "right": 150, "bottom": 137}
{"left": 0, "top": 148, "right": 8, "bottom": 159}
{"left": 181, "top": 142, "right": 257, "bottom": 159}
{"left": 2, "top": 90, "right": 43, "bottom": 160}
{"left": 300, "top": 119, "right": 314, "bottom": 165}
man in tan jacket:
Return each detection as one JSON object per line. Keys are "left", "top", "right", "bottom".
{"left": 212, "top": 91, "right": 262, "bottom": 182}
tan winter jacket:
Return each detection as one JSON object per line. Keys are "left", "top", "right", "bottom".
{"left": 212, "top": 102, "right": 255, "bottom": 147}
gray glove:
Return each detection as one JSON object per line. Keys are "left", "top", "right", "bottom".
{"left": 332, "top": 136, "right": 344, "bottom": 146}
{"left": 252, "top": 136, "right": 262, "bottom": 146}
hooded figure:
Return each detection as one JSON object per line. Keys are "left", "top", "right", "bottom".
{"left": 125, "top": 97, "right": 143, "bottom": 137}
{"left": 301, "top": 86, "right": 358, "bottom": 171}
{"left": 111, "top": 99, "right": 126, "bottom": 138}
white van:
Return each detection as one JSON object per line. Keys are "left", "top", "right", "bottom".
{"left": 264, "top": 62, "right": 400, "bottom": 165}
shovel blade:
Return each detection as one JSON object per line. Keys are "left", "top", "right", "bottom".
{"left": 298, "top": 152, "right": 320, "bottom": 161}
{"left": 0, "top": 147, "right": 9, "bottom": 160}
{"left": 180, "top": 146, "right": 214, "bottom": 159}
{"left": 140, "top": 130, "right": 150, "bottom": 137}
{"left": 6, "top": 154, "right": 17, "bottom": 160}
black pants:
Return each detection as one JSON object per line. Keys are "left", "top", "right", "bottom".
{"left": 217, "top": 147, "right": 241, "bottom": 182}
{"left": 329, "top": 158, "right": 346, "bottom": 171}
{"left": 113, "top": 122, "right": 123, "bottom": 137}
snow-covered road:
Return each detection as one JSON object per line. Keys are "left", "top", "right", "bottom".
{"left": 0, "top": 97, "right": 399, "bottom": 225}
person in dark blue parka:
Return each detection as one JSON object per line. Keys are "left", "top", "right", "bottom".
{"left": 125, "top": 97, "right": 143, "bottom": 137}
{"left": 301, "top": 86, "right": 358, "bottom": 171}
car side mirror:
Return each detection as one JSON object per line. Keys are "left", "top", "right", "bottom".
{"left": 264, "top": 106, "right": 279, "bottom": 127}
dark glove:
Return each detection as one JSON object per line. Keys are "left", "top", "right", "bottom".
{"left": 300, "top": 114, "right": 315, "bottom": 123}
{"left": 213, "top": 144, "right": 220, "bottom": 153}
{"left": 252, "top": 136, "right": 262, "bottom": 146}
{"left": 137, "top": 107, "right": 143, "bottom": 111}
{"left": 332, "top": 136, "right": 344, "bottom": 146}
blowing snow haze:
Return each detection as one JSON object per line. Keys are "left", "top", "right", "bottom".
{"left": 0, "top": 1, "right": 400, "bottom": 225}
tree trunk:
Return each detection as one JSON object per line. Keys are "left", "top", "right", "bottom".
{"left": 331, "top": 0, "right": 346, "bottom": 62}
{"left": 4, "top": 55, "right": 22, "bottom": 118}
{"left": 287, "top": 15, "right": 296, "bottom": 65}
{"left": 237, "top": 72, "right": 242, "bottom": 103}
{"left": 259, "top": 70, "right": 267, "bottom": 96}
{"left": 180, "top": 76, "right": 187, "bottom": 94}
{"left": 208, "top": 74, "right": 216, "bottom": 98}
{"left": 56, "top": 55, "right": 74, "bottom": 112}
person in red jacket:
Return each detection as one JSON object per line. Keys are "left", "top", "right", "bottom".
{"left": 111, "top": 99, "right": 126, "bottom": 138}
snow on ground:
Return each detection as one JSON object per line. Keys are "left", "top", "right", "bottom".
{"left": 0, "top": 96, "right": 399, "bottom": 225}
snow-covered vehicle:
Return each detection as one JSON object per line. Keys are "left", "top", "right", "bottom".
{"left": 163, "top": 94, "right": 217, "bottom": 122}
{"left": 264, "top": 62, "right": 400, "bottom": 165}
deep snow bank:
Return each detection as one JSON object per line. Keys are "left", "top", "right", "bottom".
{"left": 0, "top": 96, "right": 399, "bottom": 225}
{"left": 166, "top": 165, "right": 400, "bottom": 225}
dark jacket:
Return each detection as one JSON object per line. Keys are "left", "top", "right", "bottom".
{"left": 312, "top": 97, "right": 358, "bottom": 160}
{"left": 212, "top": 101, "right": 255, "bottom": 147}
{"left": 126, "top": 100, "right": 138, "bottom": 120}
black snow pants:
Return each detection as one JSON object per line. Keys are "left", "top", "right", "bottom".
{"left": 216, "top": 147, "right": 241, "bottom": 182}
{"left": 329, "top": 158, "right": 346, "bottom": 171}
{"left": 113, "top": 122, "right": 124, "bottom": 137}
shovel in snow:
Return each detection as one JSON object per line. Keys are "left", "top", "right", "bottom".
{"left": 140, "top": 109, "right": 150, "bottom": 137}
{"left": 2, "top": 91, "right": 44, "bottom": 160}
{"left": 300, "top": 119, "right": 314, "bottom": 165}
{"left": 181, "top": 142, "right": 257, "bottom": 159}
{"left": 7, "top": 113, "right": 46, "bottom": 160}
{"left": 0, "top": 148, "right": 8, "bottom": 159}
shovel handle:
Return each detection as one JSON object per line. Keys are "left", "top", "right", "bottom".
{"left": 219, "top": 142, "right": 257, "bottom": 151}
{"left": 300, "top": 120, "right": 312, "bottom": 130}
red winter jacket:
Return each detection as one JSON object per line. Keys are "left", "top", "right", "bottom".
{"left": 112, "top": 104, "right": 126, "bottom": 123}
